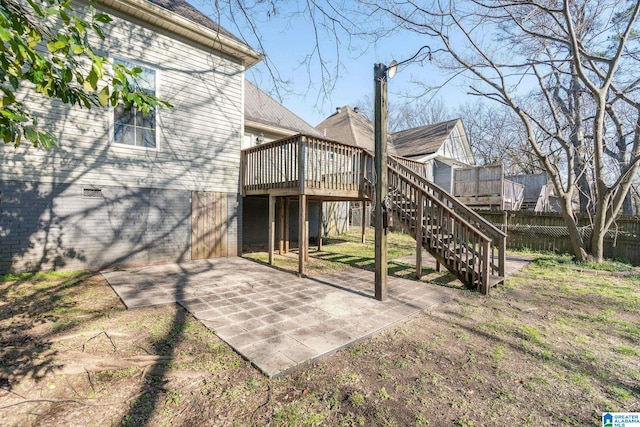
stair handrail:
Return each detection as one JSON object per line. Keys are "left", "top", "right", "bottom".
{"left": 386, "top": 170, "right": 493, "bottom": 244}
{"left": 388, "top": 156, "right": 506, "bottom": 278}
{"left": 388, "top": 156, "right": 507, "bottom": 241}
{"left": 387, "top": 162, "right": 493, "bottom": 292}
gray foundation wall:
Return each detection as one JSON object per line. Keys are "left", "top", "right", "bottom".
{"left": 0, "top": 180, "right": 241, "bottom": 273}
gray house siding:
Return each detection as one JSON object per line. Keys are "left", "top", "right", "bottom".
{"left": 0, "top": 2, "right": 247, "bottom": 273}
{"left": 3, "top": 2, "right": 244, "bottom": 193}
{"left": 434, "top": 160, "right": 453, "bottom": 193}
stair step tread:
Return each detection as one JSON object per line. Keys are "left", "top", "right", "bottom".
{"left": 488, "top": 275, "right": 505, "bottom": 287}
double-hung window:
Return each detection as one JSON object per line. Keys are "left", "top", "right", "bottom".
{"left": 112, "top": 60, "right": 158, "bottom": 149}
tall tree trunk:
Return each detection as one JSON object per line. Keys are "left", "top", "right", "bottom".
{"left": 560, "top": 194, "right": 589, "bottom": 262}
{"left": 569, "top": 70, "right": 593, "bottom": 214}
{"left": 590, "top": 195, "right": 610, "bottom": 263}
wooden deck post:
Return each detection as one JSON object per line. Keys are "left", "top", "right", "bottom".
{"left": 305, "top": 200, "right": 310, "bottom": 262}
{"left": 298, "top": 195, "right": 307, "bottom": 275}
{"left": 278, "top": 197, "right": 285, "bottom": 254}
{"left": 268, "top": 194, "right": 276, "bottom": 265}
{"left": 415, "top": 193, "right": 424, "bottom": 279}
{"left": 284, "top": 198, "right": 290, "bottom": 253}
{"left": 317, "top": 200, "right": 323, "bottom": 251}
{"left": 499, "top": 211, "right": 507, "bottom": 277}
{"left": 481, "top": 239, "right": 490, "bottom": 294}
{"left": 361, "top": 201, "right": 367, "bottom": 243}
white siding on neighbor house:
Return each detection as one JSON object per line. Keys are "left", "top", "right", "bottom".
{"left": 437, "top": 125, "right": 472, "bottom": 165}
{"left": 0, "top": 1, "right": 245, "bottom": 194}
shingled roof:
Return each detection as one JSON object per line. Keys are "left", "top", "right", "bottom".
{"left": 147, "top": 0, "right": 240, "bottom": 42}
{"left": 98, "top": 0, "right": 262, "bottom": 66}
{"left": 391, "top": 119, "right": 463, "bottom": 158}
{"left": 245, "top": 81, "right": 323, "bottom": 136}
{"left": 315, "top": 106, "right": 396, "bottom": 154}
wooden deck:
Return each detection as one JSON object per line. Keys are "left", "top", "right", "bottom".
{"left": 241, "top": 134, "right": 507, "bottom": 294}
{"left": 242, "top": 135, "right": 374, "bottom": 200}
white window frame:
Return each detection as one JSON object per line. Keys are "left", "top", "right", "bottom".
{"left": 109, "top": 58, "right": 161, "bottom": 152}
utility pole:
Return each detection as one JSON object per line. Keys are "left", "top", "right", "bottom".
{"left": 374, "top": 63, "right": 388, "bottom": 301}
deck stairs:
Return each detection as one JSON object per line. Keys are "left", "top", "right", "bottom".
{"left": 241, "top": 134, "right": 507, "bottom": 294}
{"left": 384, "top": 156, "right": 507, "bottom": 293}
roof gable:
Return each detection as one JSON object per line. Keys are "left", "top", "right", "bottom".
{"left": 244, "top": 81, "right": 323, "bottom": 137}
{"left": 315, "top": 106, "right": 396, "bottom": 154}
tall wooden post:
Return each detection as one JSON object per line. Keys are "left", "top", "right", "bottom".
{"left": 374, "top": 63, "right": 388, "bottom": 301}
{"left": 305, "top": 199, "right": 310, "bottom": 262}
{"left": 298, "top": 195, "right": 307, "bottom": 275}
{"left": 361, "top": 201, "right": 367, "bottom": 244}
{"left": 278, "top": 197, "right": 285, "bottom": 254}
{"left": 317, "top": 200, "right": 323, "bottom": 251}
{"left": 415, "top": 193, "right": 424, "bottom": 279}
{"left": 268, "top": 194, "right": 276, "bottom": 265}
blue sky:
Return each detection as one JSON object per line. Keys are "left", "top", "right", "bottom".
{"left": 188, "top": 1, "right": 475, "bottom": 127}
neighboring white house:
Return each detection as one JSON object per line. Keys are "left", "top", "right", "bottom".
{"left": 391, "top": 119, "right": 475, "bottom": 193}
{"left": 316, "top": 109, "right": 475, "bottom": 194}
{"left": 315, "top": 109, "right": 476, "bottom": 224}
{"left": 0, "top": 0, "right": 262, "bottom": 273}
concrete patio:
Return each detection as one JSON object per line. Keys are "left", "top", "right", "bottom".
{"left": 102, "top": 257, "right": 456, "bottom": 377}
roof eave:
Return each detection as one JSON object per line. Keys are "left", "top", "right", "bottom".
{"left": 98, "top": 0, "right": 263, "bottom": 68}
{"left": 245, "top": 119, "right": 298, "bottom": 137}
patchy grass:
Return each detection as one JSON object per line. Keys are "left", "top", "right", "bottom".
{"left": 1, "top": 231, "right": 639, "bottom": 426}
{"left": 243, "top": 228, "right": 418, "bottom": 277}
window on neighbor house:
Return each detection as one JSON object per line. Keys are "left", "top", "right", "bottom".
{"left": 112, "top": 60, "right": 157, "bottom": 149}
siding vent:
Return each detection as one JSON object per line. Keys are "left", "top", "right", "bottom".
{"left": 82, "top": 188, "right": 103, "bottom": 199}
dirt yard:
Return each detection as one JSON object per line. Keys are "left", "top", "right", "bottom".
{"left": 1, "top": 234, "right": 638, "bottom": 426}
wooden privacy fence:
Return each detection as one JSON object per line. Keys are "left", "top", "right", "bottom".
{"left": 477, "top": 210, "right": 640, "bottom": 265}
{"left": 453, "top": 164, "right": 525, "bottom": 210}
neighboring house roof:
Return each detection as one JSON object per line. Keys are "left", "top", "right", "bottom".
{"left": 315, "top": 106, "right": 396, "bottom": 154}
{"left": 98, "top": 0, "right": 262, "bottom": 67}
{"left": 391, "top": 118, "right": 475, "bottom": 165}
{"left": 392, "top": 119, "right": 457, "bottom": 156}
{"left": 245, "top": 81, "right": 323, "bottom": 137}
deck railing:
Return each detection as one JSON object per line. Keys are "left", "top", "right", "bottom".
{"left": 242, "top": 136, "right": 506, "bottom": 293}
{"left": 242, "top": 134, "right": 372, "bottom": 196}
{"left": 388, "top": 156, "right": 507, "bottom": 281}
